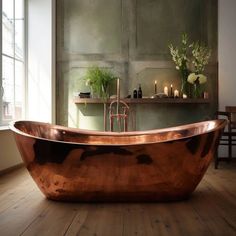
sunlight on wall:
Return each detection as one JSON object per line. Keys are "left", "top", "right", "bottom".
{"left": 27, "top": 0, "right": 54, "bottom": 122}
{"left": 28, "top": 55, "right": 51, "bottom": 121}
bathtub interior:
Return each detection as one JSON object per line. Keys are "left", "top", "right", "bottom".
{"left": 11, "top": 120, "right": 225, "bottom": 146}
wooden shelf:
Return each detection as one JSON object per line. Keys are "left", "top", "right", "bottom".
{"left": 74, "top": 97, "right": 210, "bottom": 104}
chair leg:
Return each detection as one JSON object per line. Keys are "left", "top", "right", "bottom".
{"left": 229, "top": 135, "right": 232, "bottom": 163}
{"left": 214, "top": 149, "right": 219, "bottom": 169}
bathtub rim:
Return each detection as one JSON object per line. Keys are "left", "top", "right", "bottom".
{"left": 9, "top": 119, "right": 227, "bottom": 146}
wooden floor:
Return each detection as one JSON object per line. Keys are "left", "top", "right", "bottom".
{"left": 0, "top": 163, "right": 236, "bottom": 236}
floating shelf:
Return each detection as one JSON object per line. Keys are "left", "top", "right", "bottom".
{"left": 74, "top": 97, "right": 210, "bottom": 104}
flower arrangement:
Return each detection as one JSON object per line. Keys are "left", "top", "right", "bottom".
{"left": 84, "top": 66, "right": 116, "bottom": 100}
{"left": 169, "top": 33, "right": 190, "bottom": 95}
{"left": 187, "top": 73, "right": 207, "bottom": 85}
{"left": 169, "top": 33, "right": 188, "bottom": 72}
{"left": 187, "top": 42, "right": 211, "bottom": 97}
{"left": 169, "top": 33, "right": 211, "bottom": 98}
{"left": 190, "top": 42, "right": 211, "bottom": 74}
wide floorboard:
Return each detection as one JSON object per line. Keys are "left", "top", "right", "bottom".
{"left": 0, "top": 163, "right": 236, "bottom": 236}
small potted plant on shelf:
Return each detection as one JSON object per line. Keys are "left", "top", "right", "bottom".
{"left": 84, "top": 66, "right": 116, "bottom": 100}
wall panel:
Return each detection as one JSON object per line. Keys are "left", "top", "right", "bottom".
{"left": 56, "top": 0, "right": 218, "bottom": 131}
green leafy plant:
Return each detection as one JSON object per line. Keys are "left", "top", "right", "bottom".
{"left": 84, "top": 66, "right": 116, "bottom": 100}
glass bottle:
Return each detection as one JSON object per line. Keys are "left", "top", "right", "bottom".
{"left": 133, "top": 88, "right": 137, "bottom": 98}
{"left": 138, "top": 84, "right": 142, "bottom": 98}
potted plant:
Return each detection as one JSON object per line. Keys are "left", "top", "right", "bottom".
{"left": 84, "top": 66, "right": 116, "bottom": 100}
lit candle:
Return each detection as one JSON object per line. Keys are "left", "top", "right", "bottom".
{"left": 170, "top": 84, "right": 173, "bottom": 97}
{"left": 174, "top": 89, "right": 179, "bottom": 98}
{"left": 203, "top": 92, "right": 209, "bottom": 99}
{"left": 164, "top": 86, "right": 168, "bottom": 96}
{"left": 155, "top": 80, "right": 157, "bottom": 94}
{"left": 183, "top": 94, "right": 187, "bottom": 99}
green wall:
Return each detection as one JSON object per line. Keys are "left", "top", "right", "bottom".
{"left": 56, "top": 0, "right": 218, "bottom": 131}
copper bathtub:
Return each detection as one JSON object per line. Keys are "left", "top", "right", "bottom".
{"left": 10, "top": 119, "right": 226, "bottom": 202}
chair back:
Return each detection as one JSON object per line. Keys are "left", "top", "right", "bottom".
{"left": 214, "top": 106, "right": 236, "bottom": 168}
{"left": 225, "top": 106, "right": 236, "bottom": 130}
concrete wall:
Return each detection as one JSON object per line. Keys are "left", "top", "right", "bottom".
{"left": 56, "top": 0, "right": 218, "bottom": 131}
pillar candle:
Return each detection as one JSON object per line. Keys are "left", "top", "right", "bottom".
{"left": 164, "top": 86, "right": 168, "bottom": 96}
{"left": 155, "top": 80, "right": 157, "bottom": 94}
{"left": 170, "top": 84, "right": 173, "bottom": 97}
{"left": 203, "top": 92, "right": 209, "bottom": 99}
{"left": 174, "top": 89, "right": 179, "bottom": 98}
{"left": 183, "top": 94, "right": 187, "bottom": 99}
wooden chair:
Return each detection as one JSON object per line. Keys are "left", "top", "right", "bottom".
{"left": 215, "top": 106, "right": 236, "bottom": 168}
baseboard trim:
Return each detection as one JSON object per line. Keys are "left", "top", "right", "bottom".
{"left": 0, "top": 163, "right": 24, "bottom": 176}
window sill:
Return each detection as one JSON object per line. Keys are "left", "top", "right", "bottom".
{"left": 0, "top": 126, "right": 10, "bottom": 131}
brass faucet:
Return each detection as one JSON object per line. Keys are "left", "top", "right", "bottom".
{"left": 108, "top": 78, "right": 131, "bottom": 132}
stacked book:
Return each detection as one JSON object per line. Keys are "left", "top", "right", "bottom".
{"left": 78, "top": 92, "right": 91, "bottom": 98}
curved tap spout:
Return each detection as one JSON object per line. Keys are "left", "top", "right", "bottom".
{"left": 109, "top": 78, "right": 131, "bottom": 132}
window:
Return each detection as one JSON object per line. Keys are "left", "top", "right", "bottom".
{"left": 1, "top": 0, "right": 25, "bottom": 126}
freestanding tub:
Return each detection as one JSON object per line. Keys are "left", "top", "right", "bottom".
{"left": 10, "top": 119, "right": 226, "bottom": 202}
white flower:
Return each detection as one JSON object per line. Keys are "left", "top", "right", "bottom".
{"left": 187, "top": 73, "right": 207, "bottom": 84}
{"left": 187, "top": 73, "right": 198, "bottom": 84}
{"left": 85, "top": 79, "right": 90, "bottom": 86}
{"left": 198, "top": 74, "right": 207, "bottom": 84}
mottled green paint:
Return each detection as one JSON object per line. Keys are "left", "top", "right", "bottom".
{"left": 130, "top": 68, "right": 180, "bottom": 96}
{"left": 77, "top": 104, "right": 104, "bottom": 130}
{"left": 136, "top": 0, "right": 202, "bottom": 55}
{"left": 136, "top": 103, "right": 212, "bottom": 131}
{"left": 63, "top": 0, "right": 122, "bottom": 54}
{"left": 56, "top": 0, "right": 218, "bottom": 131}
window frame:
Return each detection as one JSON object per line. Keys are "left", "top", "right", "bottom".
{"left": 1, "top": 0, "right": 26, "bottom": 127}
{"left": 0, "top": 0, "right": 2, "bottom": 125}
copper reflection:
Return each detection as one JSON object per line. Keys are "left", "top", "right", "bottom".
{"left": 10, "top": 119, "right": 226, "bottom": 202}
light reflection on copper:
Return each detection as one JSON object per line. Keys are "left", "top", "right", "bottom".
{"left": 10, "top": 119, "right": 226, "bottom": 202}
